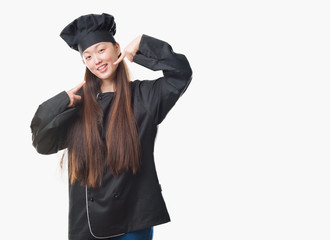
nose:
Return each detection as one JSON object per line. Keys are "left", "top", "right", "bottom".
{"left": 94, "top": 56, "right": 102, "bottom": 65}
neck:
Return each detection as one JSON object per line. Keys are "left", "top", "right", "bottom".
{"left": 100, "top": 78, "right": 115, "bottom": 93}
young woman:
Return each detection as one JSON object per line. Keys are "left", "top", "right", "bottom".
{"left": 30, "top": 13, "right": 192, "bottom": 240}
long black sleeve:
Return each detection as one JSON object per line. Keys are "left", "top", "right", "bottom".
{"left": 132, "top": 34, "right": 192, "bottom": 125}
{"left": 30, "top": 91, "right": 78, "bottom": 154}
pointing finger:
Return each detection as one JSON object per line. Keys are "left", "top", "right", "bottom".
{"left": 72, "top": 81, "right": 86, "bottom": 94}
{"left": 114, "top": 52, "right": 126, "bottom": 65}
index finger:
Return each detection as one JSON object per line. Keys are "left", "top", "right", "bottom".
{"left": 113, "top": 52, "right": 126, "bottom": 65}
{"left": 72, "top": 81, "right": 86, "bottom": 94}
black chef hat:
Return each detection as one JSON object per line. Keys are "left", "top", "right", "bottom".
{"left": 60, "top": 13, "right": 116, "bottom": 54}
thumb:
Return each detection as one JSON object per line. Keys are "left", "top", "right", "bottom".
{"left": 73, "top": 95, "right": 82, "bottom": 102}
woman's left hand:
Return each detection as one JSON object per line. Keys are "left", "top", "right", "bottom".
{"left": 114, "top": 35, "right": 142, "bottom": 64}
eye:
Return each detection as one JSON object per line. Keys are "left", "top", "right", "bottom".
{"left": 85, "top": 56, "right": 91, "bottom": 61}
{"left": 98, "top": 49, "right": 105, "bottom": 53}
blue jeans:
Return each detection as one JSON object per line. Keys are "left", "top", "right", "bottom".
{"left": 87, "top": 227, "right": 153, "bottom": 240}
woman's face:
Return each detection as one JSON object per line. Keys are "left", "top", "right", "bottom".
{"left": 82, "top": 42, "right": 121, "bottom": 81}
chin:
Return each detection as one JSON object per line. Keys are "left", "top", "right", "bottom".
{"left": 98, "top": 73, "right": 112, "bottom": 80}
{"left": 92, "top": 69, "right": 110, "bottom": 79}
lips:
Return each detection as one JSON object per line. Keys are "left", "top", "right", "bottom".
{"left": 97, "top": 64, "right": 108, "bottom": 73}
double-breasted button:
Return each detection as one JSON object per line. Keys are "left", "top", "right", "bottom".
{"left": 113, "top": 193, "right": 120, "bottom": 199}
{"left": 96, "top": 93, "right": 103, "bottom": 101}
{"left": 89, "top": 197, "right": 94, "bottom": 202}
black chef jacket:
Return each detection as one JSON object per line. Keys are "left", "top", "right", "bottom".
{"left": 30, "top": 35, "right": 192, "bottom": 240}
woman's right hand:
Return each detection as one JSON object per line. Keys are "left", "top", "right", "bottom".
{"left": 66, "top": 81, "right": 85, "bottom": 108}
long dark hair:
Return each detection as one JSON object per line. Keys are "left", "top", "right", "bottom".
{"left": 67, "top": 59, "right": 140, "bottom": 188}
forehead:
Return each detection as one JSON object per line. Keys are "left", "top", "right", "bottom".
{"left": 83, "top": 42, "right": 113, "bottom": 54}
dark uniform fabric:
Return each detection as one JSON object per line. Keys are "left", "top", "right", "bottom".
{"left": 30, "top": 35, "right": 192, "bottom": 240}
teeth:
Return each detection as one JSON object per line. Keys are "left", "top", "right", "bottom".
{"left": 98, "top": 65, "right": 106, "bottom": 70}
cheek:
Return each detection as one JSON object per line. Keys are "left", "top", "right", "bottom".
{"left": 84, "top": 63, "right": 100, "bottom": 78}
{"left": 106, "top": 54, "right": 118, "bottom": 63}
{"left": 85, "top": 63, "right": 94, "bottom": 72}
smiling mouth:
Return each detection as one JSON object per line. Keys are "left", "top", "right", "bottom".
{"left": 97, "top": 64, "right": 108, "bottom": 72}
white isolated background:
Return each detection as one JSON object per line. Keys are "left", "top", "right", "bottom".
{"left": 0, "top": 0, "right": 329, "bottom": 239}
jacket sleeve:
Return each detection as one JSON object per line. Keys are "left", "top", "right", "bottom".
{"left": 133, "top": 34, "right": 192, "bottom": 125}
{"left": 30, "top": 91, "right": 78, "bottom": 154}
